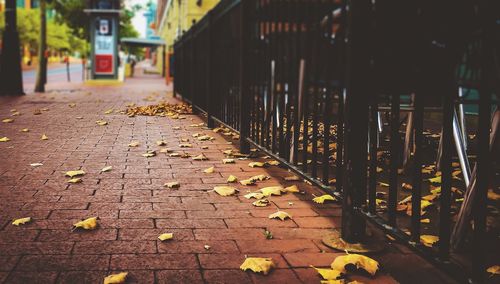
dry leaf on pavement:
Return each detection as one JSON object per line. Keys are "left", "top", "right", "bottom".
{"left": 158, "top": 233, "right": 174, "bottom": 241}
{"left": 103, "top": 272, "right": 128, "bottom": 284}
{"left": 331, "top": 254, "right": 379, "bottom": 276}
{"left": 65, "top": 170, "right": 86, "bottom": 177}
{"left": 311, "top": 266, "right": 342, "bottom": 280}
{"left": 214, "top": 186, "right": 238, "bottom": 196}
{"left": 12, "top": 217, "right": 31, "bottom": 226}
{"left": 269, "top": 211, "right": 292, "bottom": 221}
{"left": 101, "top": 166, "right": 112, "bottom": 172}
{"left": 164, "top": 182, "right": 180, "bottom": 188}
{"left": 240, "top": 257, "right": 275, "bottom": 275}
{"left": 227, "top": 175, "right": 238, "bottom": 183}
{"left": 73, "top": 217, "right": 98, "bottom": 230}
{"left": 313, "top": 194, "right": 337, "bottom": 204}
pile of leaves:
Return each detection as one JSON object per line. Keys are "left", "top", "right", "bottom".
{"left": 125, "top": 102, "right": 192, "bottom": 117}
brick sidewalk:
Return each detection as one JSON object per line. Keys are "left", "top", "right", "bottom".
{"left": 0, "top": 76, "right": 456, "bottom": 283}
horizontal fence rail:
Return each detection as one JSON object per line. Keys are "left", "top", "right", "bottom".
{"left": 174, "top": 0, "right": 500, "bottom": 282}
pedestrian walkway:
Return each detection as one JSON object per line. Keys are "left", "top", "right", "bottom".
{"left": 0, "top": 72, "right": 456, "bottom": 283}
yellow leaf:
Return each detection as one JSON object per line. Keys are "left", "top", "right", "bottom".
{"left": 267, "top": 160, "right": 280, "bottom": 166}
{"left": 0, "top": 137, "right": 11, "bottom": 142}
{"left": 104, "top": 109, "right": 114, "bottom": 114}
{"left": 142, "top": 151, "right": 156, "bottom": 157}
{"left": 420, "top": 235, "right": 439, "bottom": 247}
{"left": 192, "top": 154, "right": 208, "bottom": 161}
{"left": 249, "top": 162, "right": 266, "bottom": 168}
{"left": 311, "top": 266, "right": 342, "bottom": 280}
{"left": 488, "top": 190, "right": 500, "bottom": 201}
{"left": 12, "top": 217, "right": 31, "bottom": 226}
{"left": 240, "top": 257, "right": 275, "bottom": 275}
{"left": 244, "top": 192, "right": 265, "bottom": 199}
{"left": 128, "top": 141, "right": 140, "bottom": 147}
{"left": 179, "top": 143, "right": 192, "bottom": 148}
{"left": 331, "top": 254, "right": 379, "bottom": 276}
{"left": 30, "top": 163, "right": 43, "bottom": 167}
{"left": 227, "top": 175, "right": 238, "bottom": 183}
{"left": 260, "top": 186, "right": 284, "bottom": 197}
{"left": 284, "top": 176, "right": 300, "bottom": 181}
{"left": 240, "top": 179, "right": 256, "bottom": 186}
{"left": 428, "top": 176, "right": 442, "bottom": 184}
{"left": 376, "top": 167, "right": 383, "bottom": 173}
{"left": 103, "top": 272, "right": 128, "bottom": 284}
{"left": 252, "top": 199, "right": 270, "bottom": 207}
{"left": 2, "top": 118, "right": 14, "bottom": 123}
{"left": 285, "top": 185, "right": 300, "bottom": 193}
{"left": 101, "top": 166, "right": 112, "bottom": 172}
{"left": 198, "top": 135, "right": 212, "bottom": 141}
{"left": 164, "top": 182, "right": 180, "bottom": 188}
{"left": 67, "top": 178, "right": 82, "bottom": 183}
{"left": 402, "top": 183, "right": 413, "bottom": 190}
{"left": 250, "top": 174, "right": 269, "bottom": 181}
{"left": 203, "top": 167, "right": 215, "bottom": 174}
{"left": 41, "top": 134, "right": 48, "bottom": 140}
{"left": 68, "top": 103, "right": 76, "bottom": 108}
{"left": 21, "top": 128, "right": 29, "bottom": 132}
{"left": 313, "top": 194, "right": 336, "bottom": 204}
{"left": 156, "top": 140, "right": 167, "bottom": 146}
{"left": 96, "top": 120, "right": 108, "bottom": 126}
{"left": 269, "top": 211, "right": 292, "bottom": 221}
{"left": 169, "top": 152, "right": 180, "bottom": 157}
{"left": 158, "top": 233, "right": 174, "bottom": 241}
{"left": 487, "top": 265, "right": 500, "bottom": 275}
{"left": 222, "top": 158, "right": 235, "bottom": 164}
{"left": 430, "top": 186, "right": 441, "bottom": 195}
{"left": 66, "top": 170, "right": 86, "bottom": 177}
{"left": 160, "top": 148, "right": 172, "bottom": 153}
{"left": 452, "top": 170, "right": 461, "bottom": 177}
{"left": 378, "top": 182, "right": 389, "bottom": 187}
{"left": 214, "top": 186, "right": 238, "bottom": 196}
{"left": 73, "top": 217, "right": 98, "bottom": 230}
{"left": 420, "top": 218, "right": 430, "bottom": 223}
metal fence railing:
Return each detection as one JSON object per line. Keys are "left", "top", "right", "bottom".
{"left": 174, "top": 1, "right": 499, "bottom": 282}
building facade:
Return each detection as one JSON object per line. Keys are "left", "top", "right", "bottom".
{"left": 156, "top": 0, "right": 219, "bottom": 83}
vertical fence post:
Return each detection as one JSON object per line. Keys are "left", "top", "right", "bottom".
{"left": 206, "top": 12, "right": 215, "bottom": 128}
{"left": 340, "top": 0, "right": 371, "bottom": 243}
{"left": 239, "top": 0, "right": 252, "bottom": 154}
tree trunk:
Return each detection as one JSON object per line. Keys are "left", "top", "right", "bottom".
{"left": 34, "top": 0, "right": 47, "bottom": 93}
{"left": 0, "top": 0, "right": 24, "bottom": 95}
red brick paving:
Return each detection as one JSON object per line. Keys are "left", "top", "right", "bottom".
{"left": 0, "top": 73, "right": 457, "bottom": 283}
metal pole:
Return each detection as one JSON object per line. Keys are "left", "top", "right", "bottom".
{"left": 0, "top": 0, "right": 24, "bottom": 95}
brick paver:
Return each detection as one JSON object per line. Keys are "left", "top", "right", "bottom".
{"left": 0, "top": 72, "right": 457, "bottom": 283}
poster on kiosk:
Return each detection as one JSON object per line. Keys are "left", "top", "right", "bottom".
{"left": 94, "top": 18, "right": 115, "bottom": 75}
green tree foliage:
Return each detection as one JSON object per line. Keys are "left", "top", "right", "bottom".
{"left": 0, "top": 7, "right": 87, "bottom": 53}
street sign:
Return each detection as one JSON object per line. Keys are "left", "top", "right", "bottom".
{"left": 94, "top": 18, "right": 115, "bottom": 75}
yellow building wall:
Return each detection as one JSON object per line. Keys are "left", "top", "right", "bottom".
{"left": 156, "top": 0, "right": 220, "bottom": 80}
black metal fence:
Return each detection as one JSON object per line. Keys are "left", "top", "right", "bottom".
{"left": 174, "top": 0, "right": 499, "bottom": 282}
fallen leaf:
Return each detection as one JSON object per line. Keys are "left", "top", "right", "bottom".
{"left": 240, "top": 179, "right": 256, "bottom": 186}
{"left": 331, "top": 254, "right": 379, "bottom": 276}
{"left": 260, "top": 186, "right": 284, "bottom": 197}
{"left": 428, "top": 176, "right": 442, "bottom": 184}
{"left": 66, "top": 170, "right": 86, "bottom": 177}
{"left": 179, "top": 143, "right": 192, "bottom": 148}
{"left": 313, "top": 194, "right": 336, "bottom": 204}
{"left": 73, "top": 217, "right": 98, "bottom": 230}
{"left": 142, "top": 150, "right": 157, "bottom": 157}
{"left": 2, "top": 118, "right": 14, "bottom": 123}
{"left": 253, "top": 199, "right": 270, "bottom": 207}
{"left": 250, "top": 174, "right": 269, "bottom": 181}
{"left": 103, "top": 272, "right": 128, "bottom": 284}
{"left": 240, "top": 257, "right": 275, "bottom": 275}
{"left": 30, "top": 163, "right": 43, "bottom": 167}
{"left": 67, "top": 178, "right": 82, "bottom": 183}
{"left": 12, "top": 217, "right": 31, "bottom": 226}
{"left": 311, "top": 266, "right": 342, "bottom": 280}
{"left": 198, "top": 135, "right": 212, "bottom": 141}
{"left": 101, "top": 166, "right": 112, "bottom": 172}
{"left": 378, "top": 182, "right": 389, "bottom": 187}
{"left": 487, "top": 265, "right": 500, "bottom": 275}
{"left": 269, "top": 211, "right": 292, "bottom": 221}
{"left": 222, "top": 158, "right": 235, "bottom": 164}
{"left": 204, "top": 245, "right": 211, "bottom": 250}
{"left": 41, "top": 134, "right": 48, "bottom": 140}
{"left": 488, "top": 190, "right": 500, "bottom": 201}
{"left": 204, "top": 167, "right": 215, "bottom": 174}
{"left": 227, "top": 175, "right": 238, "bottom": 183}
{"left": 158, "top": 233, "right": 174, "bottom": 241}
{"left": 285, "top": 185, "right": 300, "bottom": 193}
{"left": 376, "top": 167, "right": 383, "bottom": 173}
{"left": 249, "top": 162, "right": 266, "bottom": 168}
{"left": 68, "top": 103, "right": 76, "bottom": 108}
{"left": 192, "top": 154, "right": 208, "bottom": 161}
{"left": 420, "top": 235, "right": 439, "bottom": 247}
{"left": 164, "top": 182, "right": 180, "bottom": 188}
{"left": 160, "top": 148, "right": 172, "bottom": 153}
{"left": 0, "top": 137, "right": 10, "bottom": 142}
{"left": 420, "top": 218, "right": 430, "bottom": 223}
{"left": 284, "top": 176, "right": 301, "bottom": 181}
{"left": 402, "top": 183, "right": 413, "bottom": 190}
{"left": 214, "top": 186, "right": 238, "bottom": 196}
{"left": 128, "top": 141, "right": 140, "bottom": 147}
{"left": 169, "top": 152, "right": 180, "bottom": 157}
{"left": 156, "top": 140, "right": 167, "bottom": 146}
{"left": 267, "top": 160, "right": 280, "bottom": 166}
{"left": 33, "top": 109, "right": 42, "bottom": 115}
{"left": 104, "top": 109, "right": 114, "bottom": 114}
{"left": 244, "top": 192, "right": 265, "bottom": 199}
{"left": 96, "top": 120, "right": 108, "bottom": 126}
